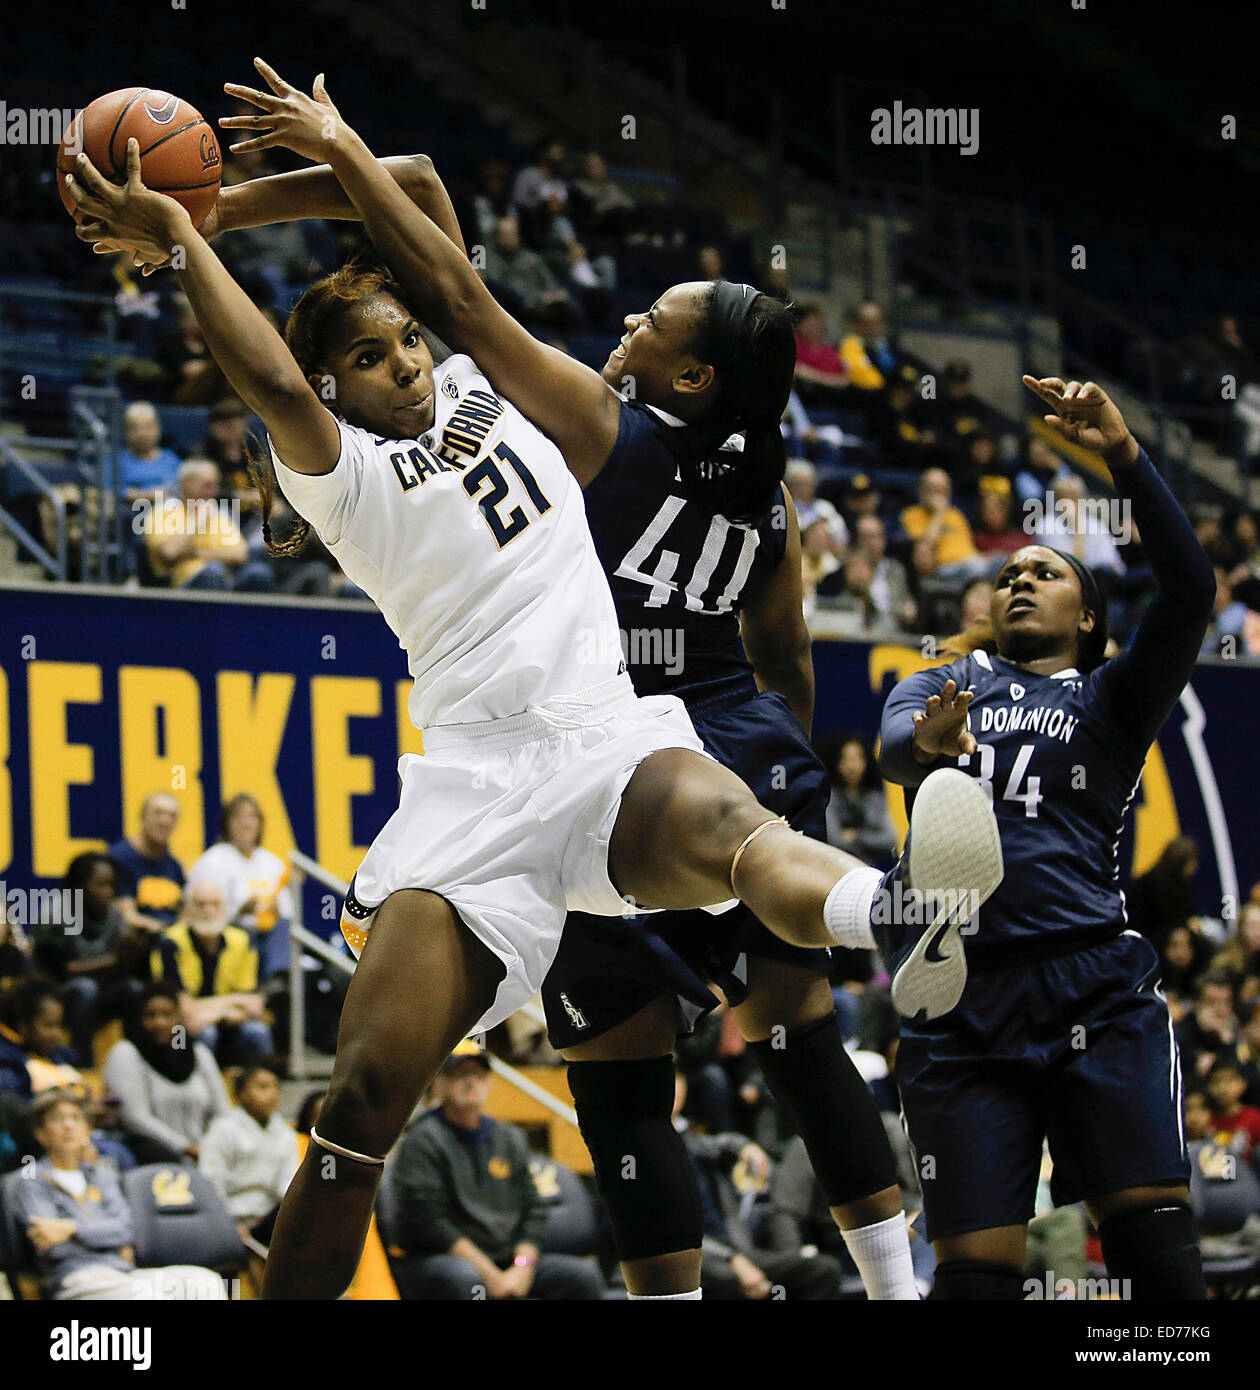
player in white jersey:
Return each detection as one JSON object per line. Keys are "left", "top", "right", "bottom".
{"left": 69, "top": 63, "right": 1001, "bottom": 1300}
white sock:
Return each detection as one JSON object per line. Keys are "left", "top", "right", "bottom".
{"left": 626, "top": 1288, "right": 702, "bottom": 1299}
{"left": 823, "top": 867, "right": 884, "bottom": 950}
{"left": 841, "top": 1212, "right": 920, "bottom": 1300}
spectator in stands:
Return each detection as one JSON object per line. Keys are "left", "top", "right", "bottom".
{"left": 202, "top": 398, "right": 252, "bottom": 499}
{"left": 1239, "top": 1004, "right": 1260, "bottom": 1108}
{"left": 825, "top": 554, "right": 886, "bottom": 632}
{"left": 1179, "top": 973, "right": 1241, "bottom": 1084}
{"left": 1210, "top": 902, "right": 1260, "bottom": 1011}
{"left": 117, "top": 401, "right": 182, "bottom": 498}
{"left": 951, "top": 428, "right": 1005, "bottom": 502}
{"left": 871, "top": 365, "right": 936, "bottom": 467}
{"left": 10, "top": 1089, "right": 226, "bottom": 1300}
{"left": 840, "top": 302, "right": 898, "bottom": 391}
{"left": 1014, "top": 437, "right": 1067, "bottom": 508}
{"left": 390, "top": 1041, "right": 604, "bottom": 1300}
{"left": 973, "top": 481, "right": 1029, "bottom": 556}
{"left": 569, "top": 151, "right": 634, "bottom": 240}
{"left": 1127, "top": 834, "right": 1200, "bottom": 950}
{"left": 698, "top": 245, "right": 726, "bottom": 282}
{"left": 103, "top": 982, "right": 231, "bottom": 1165}
{"left": 213, "top": 169, "right": 316, "bottom": 304}
{"left": 199, "top": 1065, "right": 298, "bottom": 1251}
{"left": 785, "top": 459, "right": 848, "bottom": 545}
{"left": 480, "top": 216, "right": 581, "bottom": 331}
{"left": 1200, "top": 567, "right": 1253, "bottom": 659}
{"left": 927, "top": 360, "right": 993, "bottom": 459}
{"left": 674, "top": 1006, "right": 736, "bottom": 1136}
{"left": 1205, "top": 1060, "right": 1260, "bottom": 1160}
{"left": 1220, "top": 508, "right": 1260, "bottom": 612}
{"left": 31, "top": 852, "right": 145, "bottom": 1066}
{"left": 188, "top": 793, "right": 293, "bottom": 981}
{"left": 1159, "top": 926, "right": 1213, "bottom": 1022}
{"left": 108, "top": 792, "right": 185, "bottom": 938}
{"left": 0, "top": 975, "right": 84, "bottom": 1100}
{"left": 145, "top": 459, "right": 273, "bottom": 592}
{"left": 511, "top": 137, "right": 569, "bottom": 229}
{"left": 1030, "top": 472, "right": 1125, "bottom": 577}
{"left": 837, "top": 473, "right": 882, "bottom": 538}
{"left": 0, "top": 912, "right": 30, "bottom": 987}
{"left": 899, "top": 469, "right": 986, "bottom": 582}
{"left": 960, "top": 577, "right": 995, "bottom": 631}
{"left": 468, "top": 159, "right": 515, "bottom": 245}
{"left": 822, "top": 736, "right": 898, "bottom": 866}
{"left": 672, "top": 1073, "right": 842, "bottom": 1299}
{"left": 801, "top": 516, "right": 844, "bottom": 612}
{"left": 792, "top": 304, "right": 850, "bottom": 401}
{"left": 852, "top": 515, "right": 916, "bottom": 631}
{"left": 761, "top": 260, "right": 793, "bottom": 303}
{"left": 152, "top": 877, "right": 272, "bottom": 1066}
{"left": 155, "top": 294, "right": 228, "bottom": 405}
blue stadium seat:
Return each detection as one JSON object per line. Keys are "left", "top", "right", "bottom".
{"left": 121, "top": 1163, "right": 244, "bottom": 1274}
{"left": 154, "top": 406, "right": 211, "bottom": 457}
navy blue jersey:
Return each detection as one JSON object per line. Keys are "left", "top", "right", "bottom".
{"left": 582, "top": 399, "right": 788, "bottom": 705}
{"left": 879, "top": 449, "right": 1214, "bottom": 960}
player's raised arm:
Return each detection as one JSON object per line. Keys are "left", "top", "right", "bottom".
{"left": 221, "top": 60, "right": 622, "bottom": 484}
{"left": 66, "top": 138, "right": 339, "bottom": 477}
{"left": 1022, "top": 376, "right": 1216, "bottom": 742}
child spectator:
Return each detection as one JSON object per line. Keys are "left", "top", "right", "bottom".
{"left": 1210, "top": 902, "right": 1260, "bottom": 1011}
{"left": 11, "top": 1089, "right": 225, "bottom": 1300}
{"left": 103, "top": 982, "right": 232, "bottom": 1165}
{"left": 199, "top": 1065, "right": 298, "bottom": 1251}
{"left": 1206, "top": 1061, "right": 1260, "bottom": 1159}
{"left": 0, "top": 976, "right": 84, "bottom": 1100}
{"left": 188, "top": 793, "right": 294, "bottom": 980}
{"left": 108, "top": 792, "right": 186, "bottom": 936}
{"left": 152, "top": 878, "right": 273, "bottom": 1066}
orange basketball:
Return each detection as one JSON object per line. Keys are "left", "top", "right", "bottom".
{"left": 56, "top": 87, "right": 222, "bottom": 228}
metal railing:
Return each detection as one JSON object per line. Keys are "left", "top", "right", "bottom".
{"left": 285, "top": 849, "right": 578, "bottom": 1127}
{"left": 0, "top": 435, "right": 67, "bottom": 579}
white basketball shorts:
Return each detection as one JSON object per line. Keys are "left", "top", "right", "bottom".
{"left": 339, "top": 673, "right": 735, "bottom": 1032}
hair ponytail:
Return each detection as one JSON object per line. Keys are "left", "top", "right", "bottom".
{"left": 663, "top": 283, "right": 796, "bottom": 524}
{"left": 245, "top": 441, "right": 312, "bottom": 558}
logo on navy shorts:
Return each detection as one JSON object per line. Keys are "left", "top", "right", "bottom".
{"left": 560, "top": 992, "right": 588, "bottom": 1029}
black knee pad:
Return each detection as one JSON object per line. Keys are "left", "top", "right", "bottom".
{"left": 930, "top": 1259, "right": 1025, "bottom": 1300}
{"left": 748, "top": 1013, "right": 897, "bottom": 1206}
{"left": 1098, "top": 1201, "right": 1206, "bottom": 1301}
{"left": 566, "top": 1057, "right": 703, "bottom": 1262}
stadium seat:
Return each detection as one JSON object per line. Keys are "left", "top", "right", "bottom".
{"left": 121, "top": 1163, "right": 244, "bottom": 1275}
{"left": 529, "top": 1157, "right": 599, "bottom": 1257}
{"left": 154, "top": 405, "right": 211, "bottom": 458}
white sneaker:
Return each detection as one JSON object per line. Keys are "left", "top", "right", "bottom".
{"left": 889, "top": 768, "right": 1004, "bottom": 1021}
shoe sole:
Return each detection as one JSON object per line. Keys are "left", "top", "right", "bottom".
{"left": 890, "top": 768, "right": 1004, "bottom": 1021}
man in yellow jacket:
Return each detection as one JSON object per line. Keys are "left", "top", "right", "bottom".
{"left": 152, "top": 878, "right": 274, "bottom": 1065}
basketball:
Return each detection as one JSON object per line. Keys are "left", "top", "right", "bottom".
{"left": 55, "top": 87, "right": 222, "bottom": 228}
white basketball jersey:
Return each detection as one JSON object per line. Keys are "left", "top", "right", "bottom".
{"left": 271, "top": 354, "right": 624, "bottom": 728}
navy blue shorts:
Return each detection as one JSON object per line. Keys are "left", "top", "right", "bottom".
{"left": 542, "top": 688, "right": 832, "bottom": 1051}
{"left": 896, "top": 930, "right": 1189, "bottom": 1241}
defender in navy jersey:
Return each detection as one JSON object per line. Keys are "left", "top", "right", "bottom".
{"left": 876, "top": 377, "right": 1215, "bottom": 1301}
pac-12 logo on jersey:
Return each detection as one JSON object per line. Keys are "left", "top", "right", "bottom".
{"left": 442, "top": 376, "right": 460, "bottom": 400}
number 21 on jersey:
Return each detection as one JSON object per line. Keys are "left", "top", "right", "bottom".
{"left": 462, "top": 442, "right": 552, "bottom": 548}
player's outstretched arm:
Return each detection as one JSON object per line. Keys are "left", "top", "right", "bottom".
{"left": 66, "top": 139, "right": 339, "bottom": 477}
{"left": 222, "top": 60, "right": 622, "bottom": 485}
{"left": 76, "top": 153, "right": 466, "bottom": 267}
